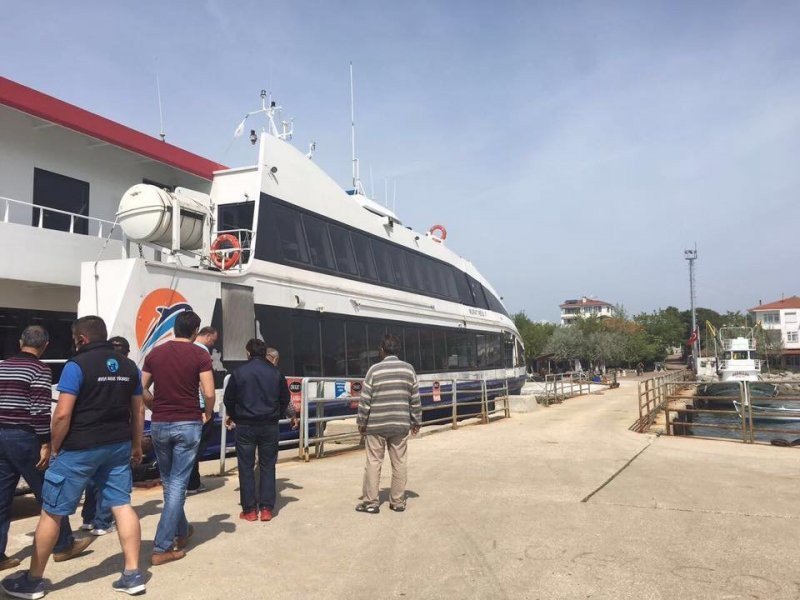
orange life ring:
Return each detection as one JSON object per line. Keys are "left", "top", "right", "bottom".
{"left": 429, "top": 224, "right": 447, "bottom": 242}
{"left": 210, "top": 234, "right": 241, "bottom": 270}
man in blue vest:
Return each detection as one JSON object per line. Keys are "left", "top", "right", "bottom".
{"left": 1, "top": 316, "right": 145, "bottom": 598}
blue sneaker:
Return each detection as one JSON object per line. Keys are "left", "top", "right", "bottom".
{"left": 111, "top": 570, "right": 146, "bottom": 595}
{"left": 1, "top": 571, "right": 46, "bottom": 599}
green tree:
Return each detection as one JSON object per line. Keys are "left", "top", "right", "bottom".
{"left": 512, "top": 312, "right": 556, "bottom": 367}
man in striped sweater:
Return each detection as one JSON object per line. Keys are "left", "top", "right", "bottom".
{"left": 355, "top": 334, "right": 422, "bottom": 514}
{"left": 0, "top": 326, "right": 87, "bottom": 572}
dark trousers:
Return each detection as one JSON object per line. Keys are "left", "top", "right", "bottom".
{"left": 188, "top": 419, "right": 214, "bottom": 491}
{"left": 0, "top": 428, "right": 74, "bottom": 558}
{"left": 235, "top": 423, "right": 279, "bottom": 512}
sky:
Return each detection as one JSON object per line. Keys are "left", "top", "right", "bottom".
{"left": 2, "top": 1, "right": 799, "bottom": 321}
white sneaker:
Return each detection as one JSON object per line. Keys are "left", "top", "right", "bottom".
{"left": 80, "top": 523, "right": 94, "bottom": 531}
{"left": 91, "top": 525, "right": 116, "bottom": 536}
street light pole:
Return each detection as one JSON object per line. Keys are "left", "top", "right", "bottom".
{"left": 684, "top": 245, "right": 698, "bottom": 371}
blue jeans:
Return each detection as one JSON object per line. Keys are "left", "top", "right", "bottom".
{"left": 151, "top": 421, "right": 201, "bottom": 553}
{"left": 0, "top": 428, "right": 74, "bottom": 557}
{"left": 81, "top": 482, "right": 113, "bottom": 530}
{"left": 235, "top": 423, "right": 279, "bottom": 512}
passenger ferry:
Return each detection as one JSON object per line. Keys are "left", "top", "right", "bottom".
{"left": 2, "top": 79, "right": 527, "bottom": 451}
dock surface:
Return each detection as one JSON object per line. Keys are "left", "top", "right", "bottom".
{"left": 6, "top": 379, "right": 800, "bottom": 599}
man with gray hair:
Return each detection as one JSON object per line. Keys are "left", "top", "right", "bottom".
{"left": 0, "top": 326, "right": 88, "bottom": 572}
{"left": 355, "top": 334, "right": 422, "bottom": 514}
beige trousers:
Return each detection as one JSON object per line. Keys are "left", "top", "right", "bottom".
{"left": 361, "top": 433, "right": 408, "bottom": 507}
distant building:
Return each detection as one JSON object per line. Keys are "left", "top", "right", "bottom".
{"left": 749, "top": 296, "right": 800, "bottom": 366}
{"left": 559, "top": 297, "right": 615, "bottom": 326}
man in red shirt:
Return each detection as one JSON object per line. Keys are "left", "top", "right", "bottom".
{"left": 141, "top": 311, "right": 215, "bottom": 566}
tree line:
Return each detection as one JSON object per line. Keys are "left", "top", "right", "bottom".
{"left": 512, "top": 306, "right": 780, "bottom": 372}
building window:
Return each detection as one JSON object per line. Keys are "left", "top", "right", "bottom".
{"left": 32, "top": 168, "right": 89, "bottom": 234}
{"left": 761, "top": 312, "right": 780, "bottom": 326}
{"left": 786, "top": 312, "right": 797, "bottom": 326}
{"left": 788, "top": 331, "right": 799, "bottom": 344}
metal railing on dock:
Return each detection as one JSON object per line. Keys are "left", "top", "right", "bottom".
{"left": 630, "top": 369, "right": 693, "bottom": 433}
{"left": 663, "top": 380, "right": 800, "bottom": 444}
{"left": 541, "top": 372, "right": 615, "bottom": 406}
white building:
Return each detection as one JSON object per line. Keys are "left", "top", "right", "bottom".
{"left": 559, "top": 297, "right": 615, "bottom": 326}
{"left": 749, "top": 296, "right": 800, "bottom": 367}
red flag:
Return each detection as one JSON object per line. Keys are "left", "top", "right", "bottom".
{"left": 686, "top": 328, "right": 698, "bottom": 346}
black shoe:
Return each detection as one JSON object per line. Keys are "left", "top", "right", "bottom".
{"left": 389, "top": 504, "right": 406, "bottom": 512}
{"left": 355, "top": 502, "right": 379, "bottom": 514}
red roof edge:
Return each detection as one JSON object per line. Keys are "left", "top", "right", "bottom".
{"left": 749, "top": 296, "right": 800, "bottom": 312}
{"left": 0, "top": 77, "right": 226, "bottom": 181}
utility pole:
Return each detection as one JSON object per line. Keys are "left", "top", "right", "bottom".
{"left": 684, "top": 245, "right": 698, "bottom": 371}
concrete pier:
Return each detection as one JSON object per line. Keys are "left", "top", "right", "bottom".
{"left": 5, "top": 379, "right": 800, "bottom": 599}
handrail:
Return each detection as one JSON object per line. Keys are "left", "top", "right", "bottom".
{"left": 299, "top": 375, "right": 512, "bottom": 461}
{"left": 1, "top": 195, "right": 119, "bottom": 239}
{"left": 630, "top": 369, "right": 692, "bottom": 433}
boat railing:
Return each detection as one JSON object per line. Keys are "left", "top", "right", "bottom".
{"left": 1, "top": 195, "right": 120, "bottom": 240}
{"left": 294, "top": 375, "right": 512, "bottom": 461}
{"left": 209, "top": 228, "right": 254, "bottom": 272}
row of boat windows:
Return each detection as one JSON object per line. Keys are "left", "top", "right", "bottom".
{"left": 249, "top": 197, "right": 509, "bottom": 317}
{"left": 724, "top": 351, "right": 757, "bottom": 360}
{"left": 255, "top": 306, "right": 524, "bottom": 378}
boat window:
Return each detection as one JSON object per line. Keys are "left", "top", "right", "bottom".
{"left": 218, "top": 201, "right": 255, "bottom": 232}
{"left": 437, "top": 263, "right": 459, "bottom": 300}
{"left": 351, "top": 232, "right": 378, "bottom": 280}
{"left": 302, "top": 214, "right": 336, "bottom": 270}
{"left": 467, "top": 277, "right": 490, "bottom": 310}
{"left": 419, "top": 329, "right": 435, "bottom": 372}
{"left": 488, "top": 334, "right": 504, "bottom": 368}
{"left": 33, "top": 168, "right": 90, "bottom": 235}
{"left": 328, "top": 224, "right": 359, "bottom": 276}
{"left": 367, "top": 323, "right": 386, "bottom": 367}
{"left": 321, "top": 319, "right": 347, "bottom": 377}
{"left": 255, "top": 305, "right": 293, "bottom": 369}
{"left": 476, "top": 334, "right": 488, "bottom": 368}
{"left": 732, "top": 351, "right": 748, "bottom": 360}
{"left": 272, "top": 203, "right": 310, "bottom": 264}
{"left": 723, "top": 351, "right": 732, "bottom": 360}
{"left": 453, "top": 270, "right": 475, "bottom": 305}
{"left": 432, "top": 329, "right": 448, "bottom": 370}
{"left": 345, "top": 321, "right": 368, "bottom": 376}
{"left": 371, "top": 241, "right": 396, "bottom": 285}
{"left": 390, "top": 248, "right": 412, "bottom": 289}
{"left": 218, "top": 202, "right": 255, "bottom": 262}
{"left": 504, "top": 333, "right": 515, "bottom": 368}
{"left": 447, "top": 330, "right": 477, "bottom": 369}
{"left": 426, "top": 261, "right": 445, "bottom": 297}
{"left": 404, "top": 327, "right": 421, "bottom": 370}
{"left": 406, "top": 252, "right": 429, "bottom": 294}
{"left": 515, "top": 338, "right": 526, "bottom": 368}
{"left": 292, "top": 315, "right": 321, "bottom": 376}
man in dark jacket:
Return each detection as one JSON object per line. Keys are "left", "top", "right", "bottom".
{"left": 223, "top": 339, "right": 290, "bottom": 523}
